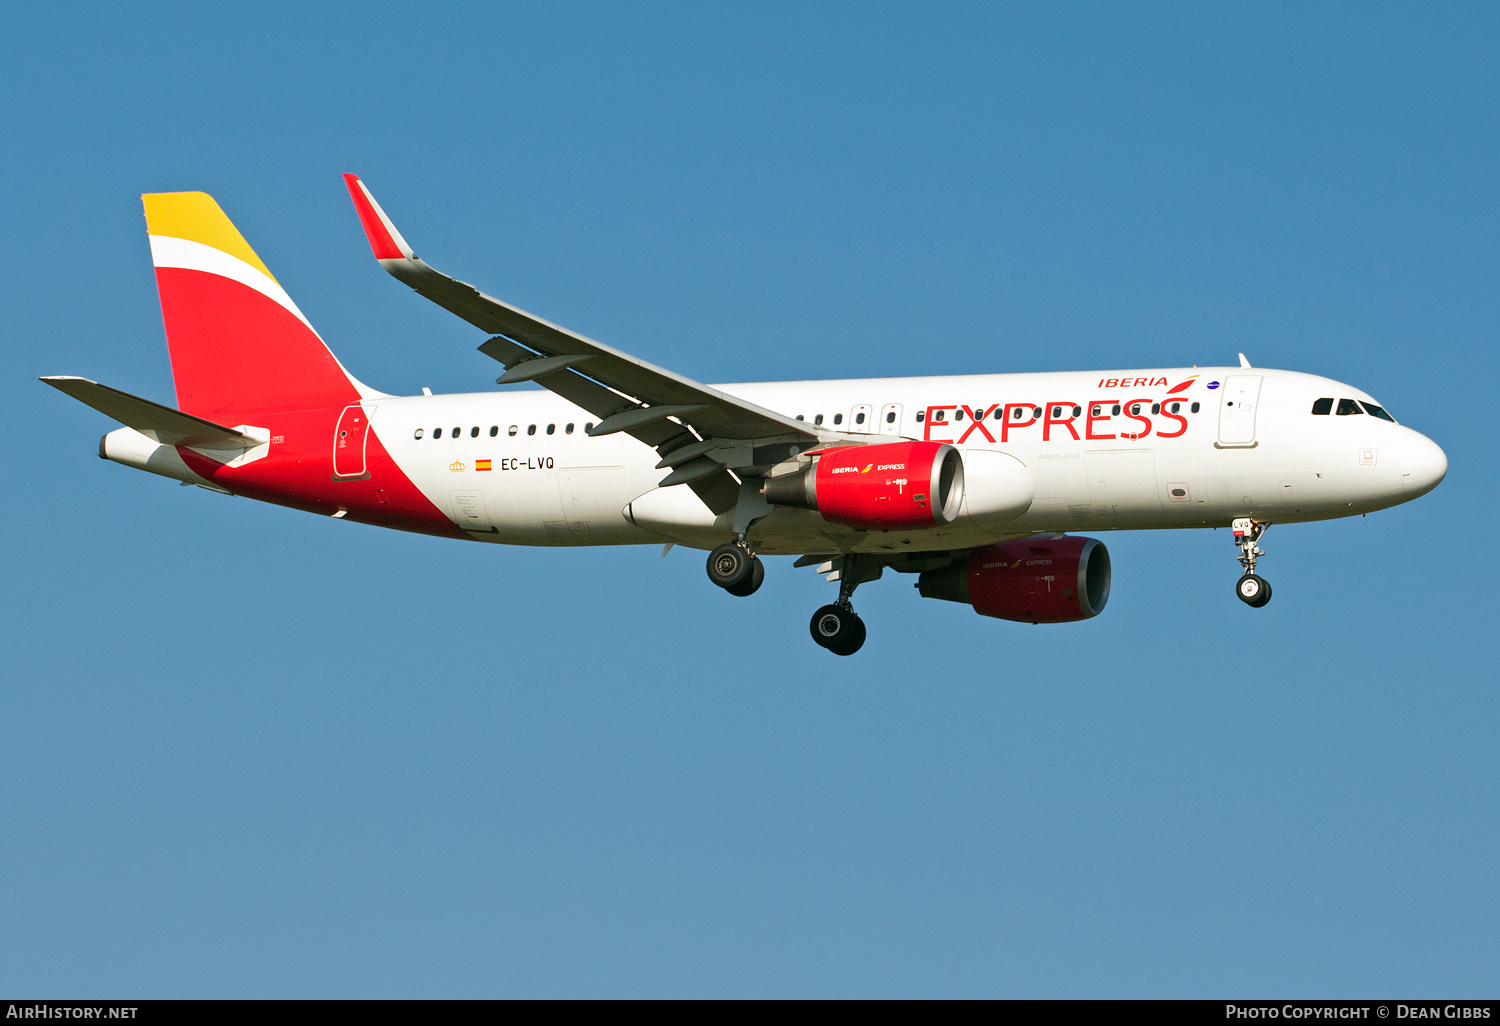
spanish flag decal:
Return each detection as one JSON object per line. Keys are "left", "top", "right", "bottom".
{"left": 476, "top": 459, "right": 492, "bottom": 471}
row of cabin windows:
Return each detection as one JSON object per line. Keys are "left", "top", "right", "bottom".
{"left": 915, "top": 401, "right": 1198, "bottom": 423}
{"left": 792, "top": 411, "right": 894, "bottom": 426}
{"left": 416, "top": 398, "right": 1213, "bottom": 440}
{"left": 791, "top": 403, "right": 1203, "bottom": 425}
{"left": 413, "top": 422, "right": 595, "bottom": 440}
{"left": 1310, "top": 397, "right": 1395, "bottom": 422}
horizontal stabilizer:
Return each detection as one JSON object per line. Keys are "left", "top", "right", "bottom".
{"left": 39, "top": 376, "right": 249, "bottom": 447}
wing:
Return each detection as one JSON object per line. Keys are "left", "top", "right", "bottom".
{"left": 40, "top": 376, "right": 250, "bottom": 447}
{"left": 342, "top": 174, "right": 828, "bottom": 513}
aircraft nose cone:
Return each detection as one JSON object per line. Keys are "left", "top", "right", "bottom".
{"left": 1402, "top": 432, "right": 1447, "bottom": 499}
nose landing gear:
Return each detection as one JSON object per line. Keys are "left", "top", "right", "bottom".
{"left": 1232, "top": 518, "right": 1272, "bottom": 608}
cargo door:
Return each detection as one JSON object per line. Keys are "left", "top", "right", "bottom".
{"left": 1086, "top": 449, "right": 1163, "bottom": 520}
{"left": 559, "top": 467, "right": 628, "bottom": 535}
{"left": 450, "top": 491, "right": 492, "bottom": 532}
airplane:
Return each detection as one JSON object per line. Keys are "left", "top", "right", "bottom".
{"left": 41, "top": 176, "right": 1448, "bottom": 655}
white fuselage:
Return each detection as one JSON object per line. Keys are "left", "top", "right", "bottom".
{"left": 361, "top": 366, "right": 1445, "bottom": 553}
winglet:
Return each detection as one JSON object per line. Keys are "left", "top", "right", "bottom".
{"left": 342, "top": 173, "right": 414, "bottom": 261}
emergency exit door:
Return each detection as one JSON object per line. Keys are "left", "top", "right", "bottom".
{"left": 879, "top": 403, "right": 903, "bottom": 435}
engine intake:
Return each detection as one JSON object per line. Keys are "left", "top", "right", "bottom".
{"left": 917, "top": 536, "right": 1111, "bottom": 623}
{"left": 763, "top": 440, "right": 964, "bottom": 530}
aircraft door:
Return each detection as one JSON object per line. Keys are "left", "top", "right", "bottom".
{"left": 879, "top": 403, "right": 903, "bottom": 435}
{"left": 333, "top": 404, "right": 369, "bottom": 478}
{"left": 1216, "top": 375, "right": 1263, "bottom": 447}
{"left": 450, "top": 491, "right": 493, "bottom": 532}
{"left": 1086, "top": 449, "right": 1164, "bottom": 521}
{"left": 848, "top": 404, "right": 874, "bottom": 432}
{"left": 558, "top": 466, "right": 627, "bottom": 535}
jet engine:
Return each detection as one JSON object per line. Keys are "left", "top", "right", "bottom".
{"left": 762, "top": 440, "right": 963, "bottom": 530}
{"left": 916, "top": 536, "right": 1111, "bottom": 623}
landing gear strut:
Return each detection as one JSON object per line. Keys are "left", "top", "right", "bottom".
{"left": 808, "top": 554, "right": 881, "bottom": 656}
{"left": 707, "top": 541, "right": 764, "bottom": 597}
{"left": 1232, "top": 518, "right": 1272, "bottom": 608}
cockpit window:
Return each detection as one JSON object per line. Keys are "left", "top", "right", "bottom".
{"left": 1336, "top": 398, "right": 1364, "bottom": 416}
{"left": 1311, "top": 397, "right": 1333, "bottom": 415}
{"left": 1361, "top": 401, "right": 1395, "bottom": 423}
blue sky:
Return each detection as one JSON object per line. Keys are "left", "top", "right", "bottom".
{"left": 2, "top": 2, "right": 1496, "bottom": 997}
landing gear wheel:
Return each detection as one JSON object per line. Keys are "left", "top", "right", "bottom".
{"left": 1236, "top": 574, "right": 1272, "bottom": 608}
{"left": 809, "top": 604, "right": 866, "bottom": 655}
{"left": 706, "top": 543, "right": 752, "bottom": 590}
{"left": 724, "top": 556, "right": 764, "bottom": 597}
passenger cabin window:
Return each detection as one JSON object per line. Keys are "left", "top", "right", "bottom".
{"left": 546, "top": 424, "right": 555, "bottom": 434}
{"left": 1150, "top": 403, "right": 1160, "bottom": 414}
{"left": 1072, "top": 405, "right": 1081, "bottom": 417}
{"left": 1112, "top": 404, "right": 1121, "bottom": 415}
{"left": 1311, "top": 398, "right": 1334, "bottom": 415}
{"left": 489, "top": 425, "right": 499, "bottom": 436}
{"left": 1361, "top": 402, "right": 1395, "bottom": 422}
{"left": 934, "top": 410, "right": 945, "bottom": 422}
{"left": 1169, "top": 402, "right": 1181, "bottom": 413}
{"left": 1336, "top": 398, "right": 1364, "bottom": 416}
{"left": 916, "top": 411, "right": 925, "bottom": 422}
{"left": 886, "top": 411, "right": 896, "bottom": 423}
{"left": 527, "top": 424, "right": 537, "bottom": 435}
{"left": 1190, "top": 402, "right": 1200, "bottom": 413}
{"left": 796, "top": 414, "right": 804, "bottom": 421}
{"left": 414, "top": 428, "right": 424, "bottom": 439}
{"left": 833, "top": 413, "right": 843, "bottom": 425}
{"left": 814, "top": 414, "right": 824, "bottom": 425}
{"left": 508, "top": 425, "right": 518, "bottom": 436}
{"left": 566, "top": 423, "right": 575, "bottom": 434}
{"left": 952, "top": 409, "right": 962, "bottom": 422}
{"left": 586, "top": 422, "right": 594, "bottom": 432}
{"left": 992, "top": 408, "right": 1003, "bottom": 420}
{"left": 470, "top": 426, "right": 479, "bottom": 438}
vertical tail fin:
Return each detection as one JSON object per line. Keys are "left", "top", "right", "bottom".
{"left": 143, "top": 192, "right": 374, "bottom": 421}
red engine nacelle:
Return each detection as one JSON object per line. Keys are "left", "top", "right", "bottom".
{"left": 917, "top": 536, "right": 1111, "bottom": 623}
{"left": 762, "top": 440, "right": 964, "bottom": 530}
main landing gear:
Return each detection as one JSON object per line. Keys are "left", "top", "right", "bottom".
{"left": 810, "top": 604, "right": 865, "bottom": 656}
{"left": 706, "top": 541, "right": 764, "bottom": 597}
{"left": 1232, "top": 517, "right": 1272, "bottom": 608}
{"left": 807, "top": 553, "right": 882, "bottom": 656}
{"left": 704, "top": 542, "right": 875, "bottom": 655}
